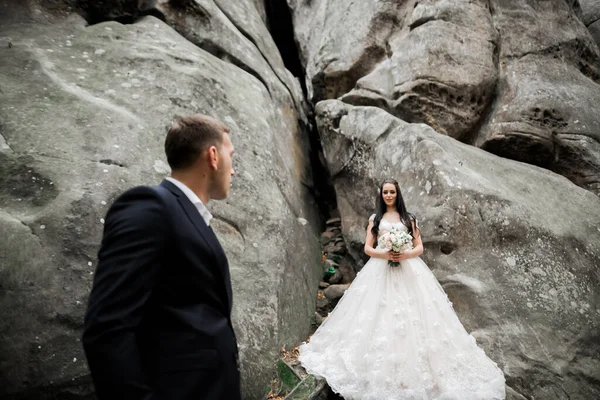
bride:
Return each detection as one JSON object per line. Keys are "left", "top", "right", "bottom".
{"left": 298, "top": 179, "right": 506, "bottom": 400}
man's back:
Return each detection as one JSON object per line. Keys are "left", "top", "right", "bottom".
{"left": 83, "top": 183, "right": 240, "bottom": 400}
{"left": 83, "top": 114, "right": 240, "bottom": 400}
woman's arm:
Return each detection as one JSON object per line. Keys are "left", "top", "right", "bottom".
{"left": 364, "top": 218, "right": 400, "bottom": 261}
{"left": 397, "top": 220, "right": 423, "bottom": 260}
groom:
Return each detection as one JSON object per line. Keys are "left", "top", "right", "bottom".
{"left": 82, "top": 114, "right": 240, "bottom": 400}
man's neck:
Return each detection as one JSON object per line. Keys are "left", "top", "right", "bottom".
{"left": 170, "top": 171, "right": 210, "bottom": 205}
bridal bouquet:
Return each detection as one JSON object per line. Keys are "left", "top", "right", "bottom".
{"left": 378, "top": 227, "right": 413, "bottom": 267}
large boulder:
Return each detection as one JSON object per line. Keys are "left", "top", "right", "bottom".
{"left": 287, "top": 0, "right": 498, "bottom": 138}
{"left": 316, "top": 99, "right": 600, "bottom": 399}
{"left": 580, "top": 0, "right": 600, "bottom": 46}
{"left": 0, "top": 8, "right": 322, "bottom": 400}
{"left": 287, "top": 0, "right": 600, "bottom": 196}
{"left": 343, "top": 0, "right": 498, "bottom": 142}
{"left": 150, "top": 0, "right": 307, "bottom": 116}
{"left": 477, "top": 0, "right": 600, "bottom": 196}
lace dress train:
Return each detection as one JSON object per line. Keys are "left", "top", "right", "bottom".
{"left": 298, "top": 220, "right": 505, "bottom": 400}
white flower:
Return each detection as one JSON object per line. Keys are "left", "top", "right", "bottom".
{"left": 379, "top": 229, "right": 413, "bottom": 253}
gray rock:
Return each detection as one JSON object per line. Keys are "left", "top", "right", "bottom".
{"left": 322, "top": 242, "right": 345, "bottom": 255}
{"left": 315, "top": 295, "right": 330, "bottom": 316}
{"left": 506, "top": 386, "right": 529, "bottom": 400}
{"left": 316, "top": 99, "right": 600, "bottom": 400}
{"left": 288, "top": 0, "right": 498, "bottom": 140}
{"left": 477, "top": 0, "right": 600, "bottom": 196}
{"left": 323, "top": 259, "right": 339, "bottom": 270}
{"left": 3, "top": 1, "right": 600, "bottom": 399}
{"left": 289, "top": 0, "right": 600, "bottom": 196}
{"left": 580, "top": 0, "right": 600, "bottom": 26}
{"left": 314, "top": 312, "right": 325, "bottom": 326}
{"left": 477, "top": 52, "right": 600, "bottom": 195}
{"left": 581, "top": 0, "right": 600, "bottom": 46}
{"left": 325, "top": 225, "right": 340, "bottom": 233}
{"left": 0, "top": 10, "right": 321, "bottom": 399}
{"left": 345, "top": 0, "right": 498, "bottom": 141}
{"left": 590, "top": 20, "right": 600, "bottom": 47}
{"left": 319, "top": 230, "right": 334, "bottom": 245}
{"left": 323, "top": 284, "right": 350, "bottom": 301}
{"left": 325, "top": 269, "right": 342, "bottom": 285}
{"left": 325, "top": 217, "right": 341, "bottom": 225}
{"left": 287, "top": 0, "right": 396, "bottom": 101}
{"left": 151, "top": 0, "right": 308, "bottom": 123}
{"left": 337, "top": 257, "right": 356, "bottom": 284}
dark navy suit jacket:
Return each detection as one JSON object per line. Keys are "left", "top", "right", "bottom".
{"left": 83, "top": 180, "right": 241, "bottom": 400}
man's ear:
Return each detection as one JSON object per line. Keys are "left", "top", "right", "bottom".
{"left": 208, "top": 145, "right": 219, "bottom": 170}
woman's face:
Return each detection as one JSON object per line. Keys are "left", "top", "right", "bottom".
{"left": 382, "top": 183, "right": 397, "bottom": 207}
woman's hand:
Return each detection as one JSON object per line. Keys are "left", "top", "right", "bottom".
{"left": 388, "top": 251, "right": 402, "bottom": 262}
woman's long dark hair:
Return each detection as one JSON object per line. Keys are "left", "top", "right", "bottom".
{"left": 371, "top": 179, "right": 419, "bottom": 241}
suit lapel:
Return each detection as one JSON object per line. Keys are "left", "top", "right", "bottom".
{"left": 160, "top": 180, "right": 232, "bottom": 312}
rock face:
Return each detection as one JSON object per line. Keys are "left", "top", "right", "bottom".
{"left": 478, "top": 0, "right": 600, "bottom": 197}
{"left": 316, "top": 100, "right": 600, "bottom": 400}
{"left": 288, "top": 0, "right": 600, "bottom": 196}
{"left": 581, "top": 0, "right": 600, "bottom": 46}
{"left": 0, "top": 3, "right": 322, "bottom": 399}
{"left": 288, "top": 2, "right": 600, "bottom": 392}
{"left": 3, "top": 0, "right": 600, "bottom": 399}
{"left": 150, "top": 0, "right": 307, "bottom": 119}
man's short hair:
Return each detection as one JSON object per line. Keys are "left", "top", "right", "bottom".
{"left": 165, "top": 114, "right": 229, "bottom": 170}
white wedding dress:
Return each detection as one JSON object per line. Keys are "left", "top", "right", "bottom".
{"left": 298, "top": 218, "right": 506, "bottom": 400}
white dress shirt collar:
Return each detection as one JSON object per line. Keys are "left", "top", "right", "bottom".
{"left": 166, "top": 177, "right": 213, "bottom": 227}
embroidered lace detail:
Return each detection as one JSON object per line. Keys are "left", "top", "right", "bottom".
{"left": 299, "top": 243, "right": 505, "bottom": 400}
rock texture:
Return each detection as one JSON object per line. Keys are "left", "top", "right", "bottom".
{"left": 0, "top": 2, "right": 322, "bottom": 398}
{"left": 150, "top": 0, "right": 307, "bottom": 118}
{"left": 478, "top": 0, "right": 600, "bottom": 196}
{"left": 3, "top": 0, "right": 600, "bottom": 399}
{"left": 288, "top": 0, "right": 600, "bottom": 196}
{"left": 581, "top": 0, "right": 600, "bottom": 46}
{"left": 316, "top": 100, "right": 600, "bottom": 400}
{"left": 287, "top": 0, "right": 498, "bottom": 138}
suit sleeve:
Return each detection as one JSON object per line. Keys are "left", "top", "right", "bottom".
{"left": 82, "top": 186, "right": 168, "bottom": 400}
